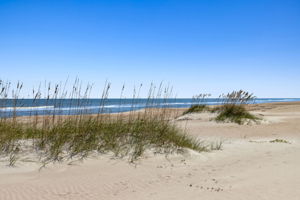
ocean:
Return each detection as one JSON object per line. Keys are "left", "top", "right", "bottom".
{"left": 0, "top": 98, "right": 299, "bottom": 117}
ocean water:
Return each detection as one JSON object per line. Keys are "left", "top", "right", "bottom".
{"left": 0, "top": 98, "right": 299, "bottom": 117}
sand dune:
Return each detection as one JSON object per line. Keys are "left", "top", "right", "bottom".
{"left": 1, "top": 101, "right": 300, "bottom": 200}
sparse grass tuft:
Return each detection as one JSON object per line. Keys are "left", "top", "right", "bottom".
{"left": 269, "top": 139, "right": 290, "bottom": 144}
{"left": 209, "top": 140, "right": 223, "bottom": 150}
{"left": 183, "top": 104, "right": 208, "bottom": 115}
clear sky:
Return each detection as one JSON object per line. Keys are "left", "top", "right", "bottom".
{"left": 0, "top": 0, "right": 299, "bottom": 98}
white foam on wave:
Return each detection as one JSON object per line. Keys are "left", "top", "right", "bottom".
{"left": 1, "top": 98, "right": 299, "bottom": 113}
{"left": 0, "top": 106, "right": 55, "bottom": 111}
{"left": 0, "top": 104, "right": 139, "bottom": 112}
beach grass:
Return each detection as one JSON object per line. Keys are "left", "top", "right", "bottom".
{"left": 269, "top": 139, "right": 290, "bottom": 144}
{"left": 183, "top": 93, "right": 212, "bottom": 114}
{"left": 183, "top": 104, "right": 208, "bottom": 114}
{"left": 215, "top": 104, "right": 258, "bottom": 124}
{"left": 215, "top": 90, "right": 259, "bottom": 124}
{"left": 183, "top": 90, "right": 259, "bottom": 125}
{"left": 0, "top": 80, "right": 211, "bottom": 166}
{"left": 0, "top": 116, "right": 207, "bottom": 165}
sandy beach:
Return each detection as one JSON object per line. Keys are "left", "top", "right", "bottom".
{"left": 1, "top": 101, "right": 300, "bottom": 200}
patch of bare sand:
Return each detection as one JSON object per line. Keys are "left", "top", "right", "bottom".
{"left": 0, "top": 101, "right": 300, "bottom": 200}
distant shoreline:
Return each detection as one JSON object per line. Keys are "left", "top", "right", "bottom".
{"left": 7, "top": 100, "right": 300, "bottom": 122}
{"left": 1, "top": 98, "right": 300, "bottom": 117}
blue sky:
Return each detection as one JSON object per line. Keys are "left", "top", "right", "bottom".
{"left": 0, "top": 0, "right": 299, "bottom": 98}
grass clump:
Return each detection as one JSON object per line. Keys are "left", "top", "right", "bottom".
{"left": 0, "top": 117, "right": 207, "bottom": 164}
{"left": 183, "top": 90, "right": 260, "bottom": 125}
{"left": 215, "top": 90, "right": 259, "bottom": 125}
{"left": 183, "top": 93, "right": 211, "bottom": 114}
{"left": 269, "top": 139, "right": 290, "bottom": 144}
{"left": 209, "top": 140, "right": 223, "bottom": 150}
{"left": 215, "top": 104, "right": 258, "bottom": 125}
{"left": 183, "top": 104, "right": 208, "bottom": 114}
{"left": 0, "top": 80, "right": 209, "bottom": 166}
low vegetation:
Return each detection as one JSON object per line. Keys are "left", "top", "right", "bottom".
{"left": 249, "top": 139, "right": 291, "bottom": 144}
{"left": 215, "top": 104, "right": 258, "bottom": 124}
{"left": 215, "top": 90, "right": 259, "bottom": 124}
{"left": 0, "top": 116, "right": 208, "bottom": 165}
{"left": 183, "top": 90, "right": 260, "bottom": 125}
{"left": 209, "top": 140, "right": 223, "bottom": 150}
{"left": 183, "top": 93, "right": 212, "bottom": 114}
{"left": 183, "top": 104, "right": 208, "bottom": 114}
{"left": 0, "top": 80, "right": 218, "bottom": 167}
{"left": 269, "top": 139, "right": 290, "bottom": 144}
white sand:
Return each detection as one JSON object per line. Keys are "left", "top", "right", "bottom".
{"left": 1, "top": 102, "right": 300, "bottom": 200}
